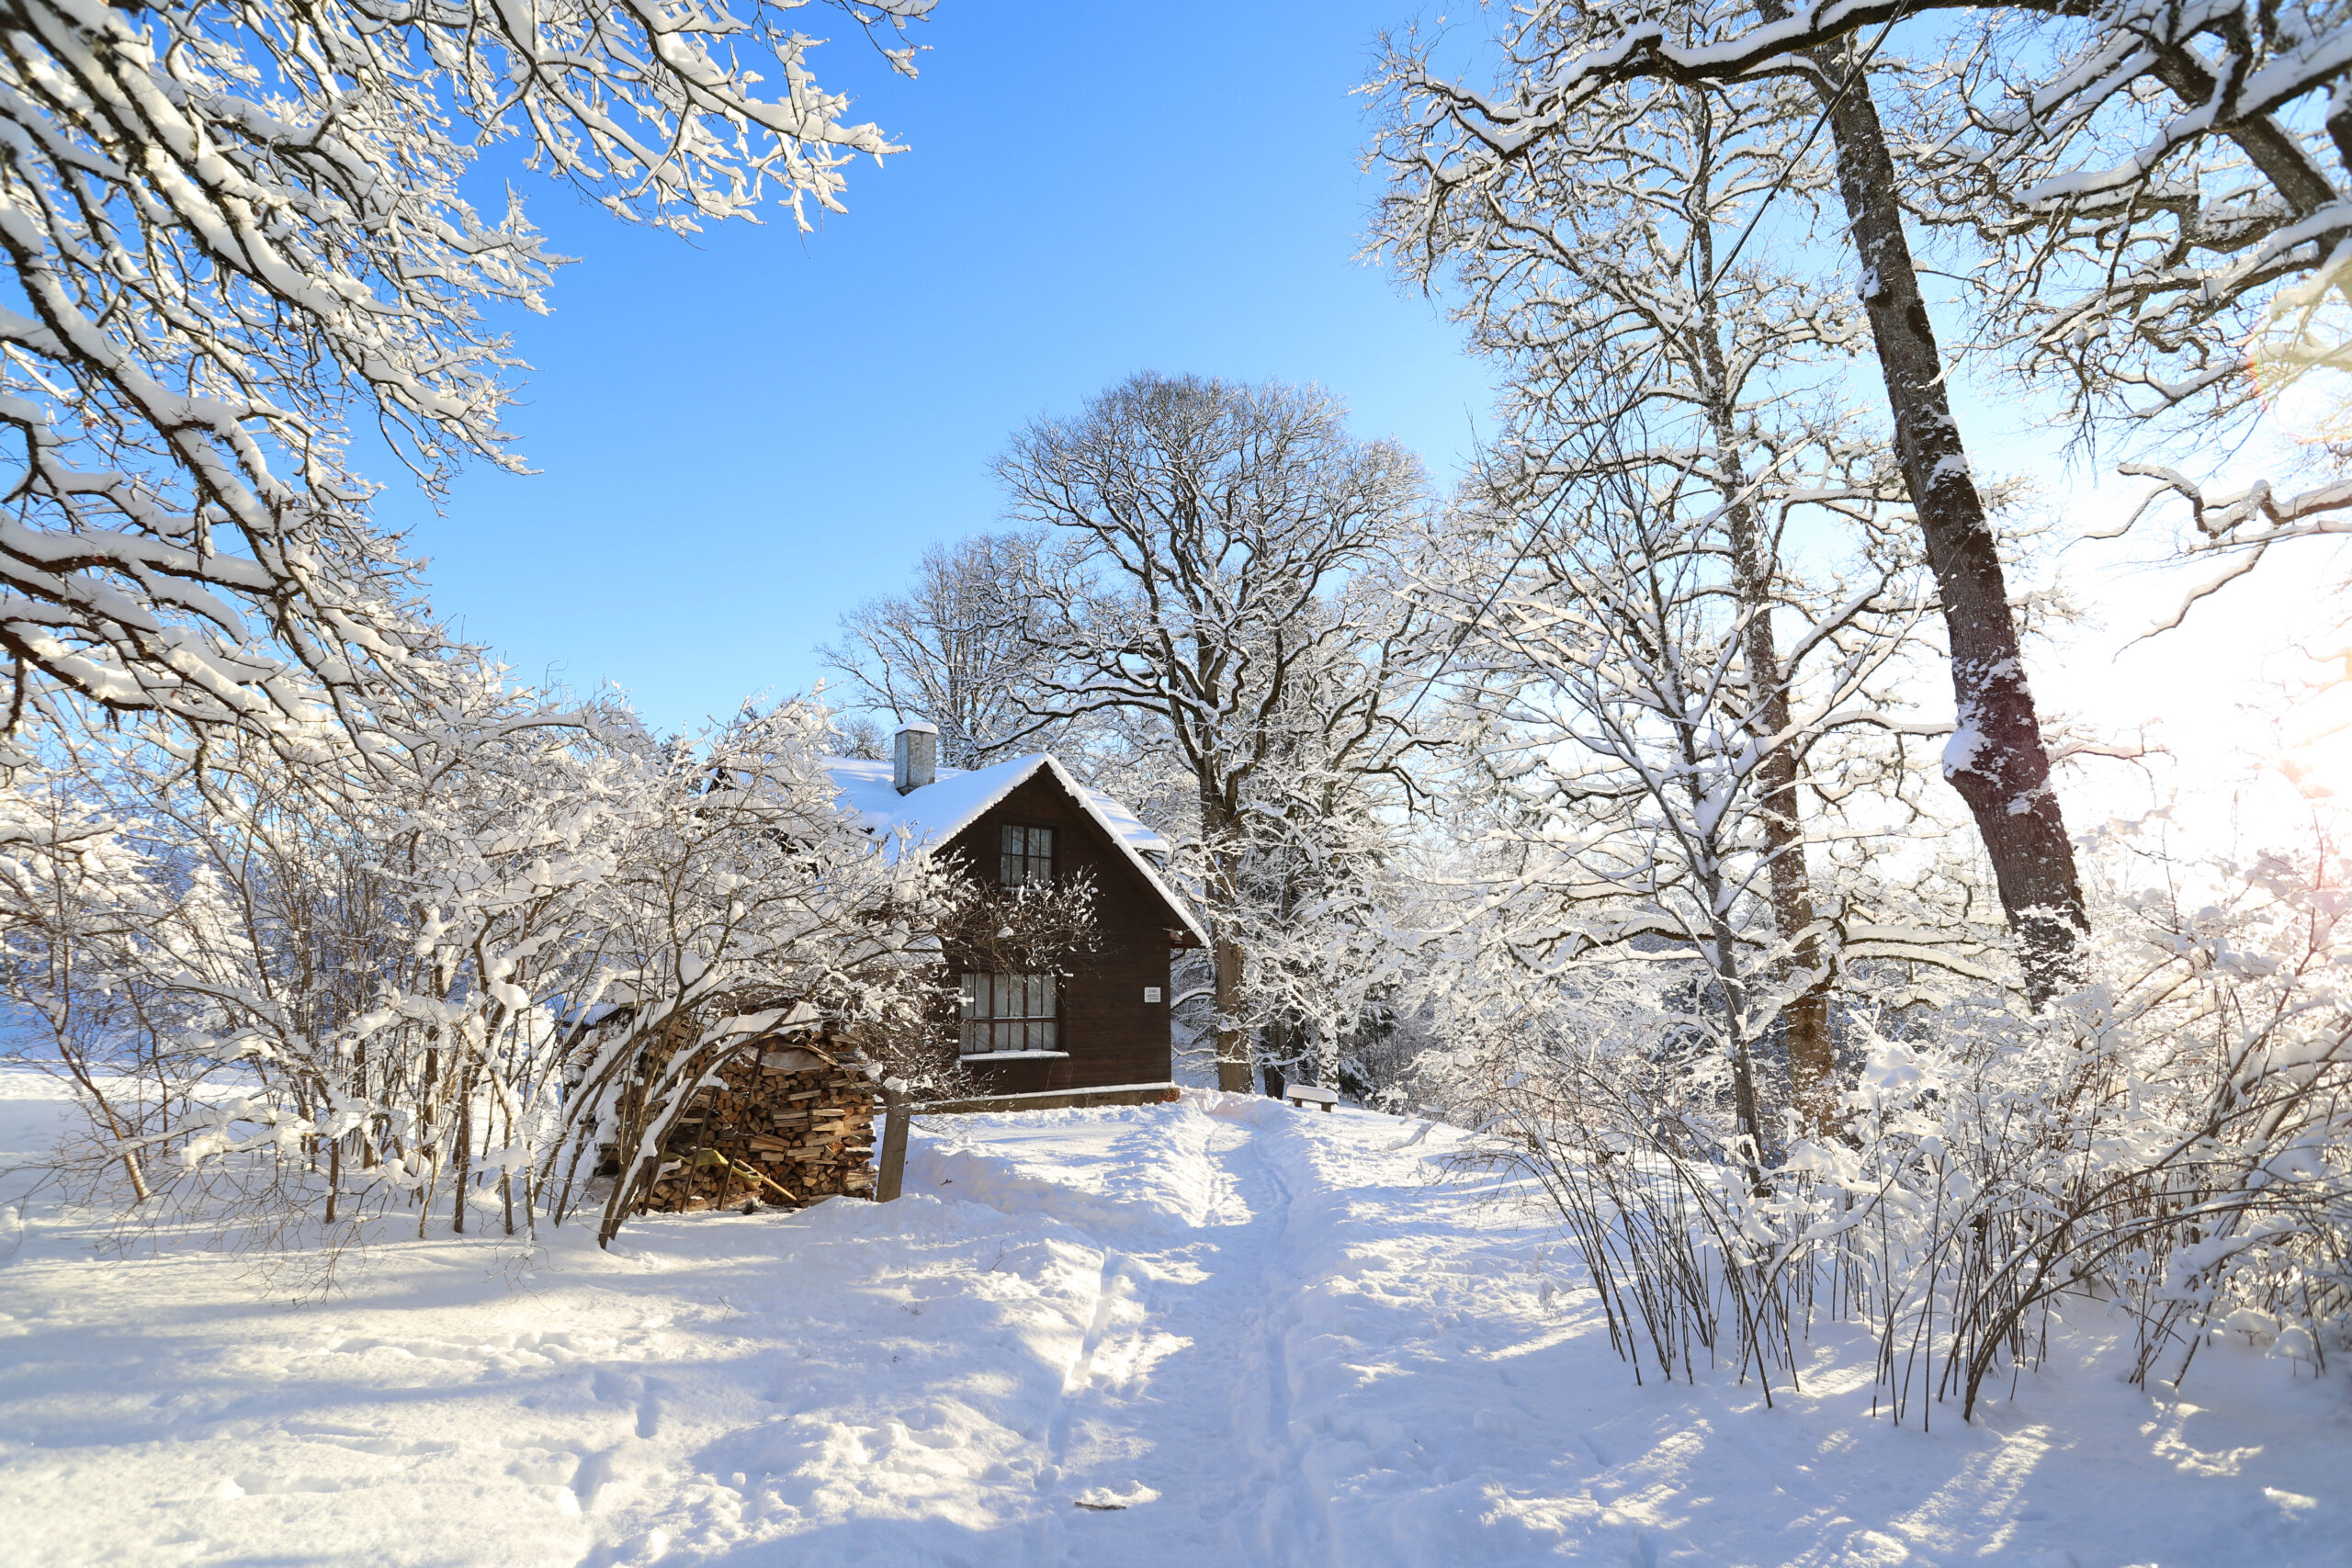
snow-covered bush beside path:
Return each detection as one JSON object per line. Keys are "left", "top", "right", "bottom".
{"left": 0, "top": 1077, "right": 2345, "bottom": 1566}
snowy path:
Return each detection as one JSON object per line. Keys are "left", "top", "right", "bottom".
{"left": 1009, "top": 1111, "right": 1323, "bottom": 1564}
{"left": 1, "top": 1077, "right": 2348, "bottom": 1566}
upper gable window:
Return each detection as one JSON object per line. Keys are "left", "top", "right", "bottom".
{"left": 1000, "top": 824, "right": 1055, "bottom": 886}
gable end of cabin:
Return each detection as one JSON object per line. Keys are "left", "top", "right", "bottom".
{"left": 941, "top": 769, "right": 1183, "bottom": 1095}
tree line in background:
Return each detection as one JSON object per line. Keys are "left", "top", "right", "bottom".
{"left": 0, "top": 0, "right": 2341, "bottom": 1416}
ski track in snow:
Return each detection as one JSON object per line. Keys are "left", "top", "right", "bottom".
{"left": 0, "top": 1073, "right": 2348, "bottom": 1566}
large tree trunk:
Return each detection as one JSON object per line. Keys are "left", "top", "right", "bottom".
{"left": 1719, "top": 455, "right": 1837, "bottom": 1122}
{"left": 1213, "top": 934, "right": 1250, "bottom": 1093}
{"left": 1693, "top": 242, "right": 1839, "bottom": 1122}
{"left": 1808, "top": 45, "right": 2089, "bottom": 1006}
{"left": 1199, "top": 790, "right": 1256, "bottom": 1093}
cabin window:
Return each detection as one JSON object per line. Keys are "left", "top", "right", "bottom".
{"left": 960, "top": 973, "right": 1059, "bottom": 1055}
{"left": 1000, "top": 824, "right": 1056, "bottom": 886}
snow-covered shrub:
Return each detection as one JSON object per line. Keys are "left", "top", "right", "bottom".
{"left": 1422, "top": 827, "right": 2352, "bottom": 1421}
{"left": 0, "top": 682, "right": 968, "bottom": 1280}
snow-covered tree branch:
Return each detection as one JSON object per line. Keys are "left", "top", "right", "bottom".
{"left": 0, "top": 683, "right": 969, "bottom": 1272}
{"left": 1371, "top": 0, "right": 2098, "bottom": 1001}
{"left": 0, "top": 0, "right": 930, "bottom": 748}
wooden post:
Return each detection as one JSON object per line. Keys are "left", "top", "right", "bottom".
{"left": 876, "top": 1085, "right": 910, "bottom": 1202}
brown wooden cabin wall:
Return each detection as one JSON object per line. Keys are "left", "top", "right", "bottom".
{"left": 945, "top": 773, "right": 1176, "bottom": 1095}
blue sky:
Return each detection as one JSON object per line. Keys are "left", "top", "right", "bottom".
{"left": 379, "top": 1, "right": 1496, "bottom": 736}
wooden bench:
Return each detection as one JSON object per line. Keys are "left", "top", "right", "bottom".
{"left": 1283, "top": 1083, "right": 1339, "bottom": 1113}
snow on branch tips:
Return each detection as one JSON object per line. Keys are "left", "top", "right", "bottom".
{"left": 0, "top": 688, "right": 969, "bottom": 1280}
{"left": 1419, "top": 827, "right": 2352, "bottom": 1422}
{"left": 0, "top": 0, "right": 929, "bottom": 750}
{"left": 1371, "top": 0, "right": 2112, "bottom": 1002}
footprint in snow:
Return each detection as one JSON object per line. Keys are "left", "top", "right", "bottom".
{"left": 1074, "top": 1483, "right": 1160, "bottom": 1511}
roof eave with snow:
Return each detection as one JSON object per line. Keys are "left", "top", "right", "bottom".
{"left": 823, "top": 753, "right": 1208, "bottom": 948}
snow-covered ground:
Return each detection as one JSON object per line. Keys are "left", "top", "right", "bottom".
{"left": 1, "top": 1070, "right": 2346, "bottom": 1566}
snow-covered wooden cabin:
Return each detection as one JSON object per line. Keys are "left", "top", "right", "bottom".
{"left": 827, "top": 723, "right": 1207, "bottom": 1102}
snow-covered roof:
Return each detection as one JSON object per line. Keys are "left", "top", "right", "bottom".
{"left": 1076, "top": 784, "right": 1170, "bottom": 859}
{"left": 822, "top": 753, "right": 1206, "bottom": 946}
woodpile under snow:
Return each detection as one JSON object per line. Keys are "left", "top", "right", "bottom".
{"left": 635, "top": 1040, "right": 878, "bottom": 1213}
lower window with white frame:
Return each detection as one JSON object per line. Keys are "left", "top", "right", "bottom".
{"left": 959, "top": 972, "right": 1061, "bottom": 1055}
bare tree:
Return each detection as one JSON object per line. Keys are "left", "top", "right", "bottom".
{"left": 1374, "top": 51, "right": 1911, "bottom": 1109}
{"left": 1374, "top": 0, "right": 2096, "bottom": 1002}
{"left": 1873, "top": 0, "right": 2352, "bottom": 440}
{"left": 1376, "top": 0, "right": 2352, "bottom": 417}
{"left": 1436, "top": 441, "right": 1980, "bottom": 1165}
{"left": 1212, "top": 598, "right": 1423, "bottom": 1096}
{"left": 820, "top": 532, "right": 1071, "bottom": 768}
{"left": 1436, "top": 1, "right": 2352, "bottom": 628}
{"left": 995, "top": 373, "right": 1436, "bottom": 1091}
{"left": 825, "top": 711, "right": 890, "bottom": 761}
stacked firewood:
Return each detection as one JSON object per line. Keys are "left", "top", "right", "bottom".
{"left": 639, "top": 1039, "right": 878, "bottom": 1213}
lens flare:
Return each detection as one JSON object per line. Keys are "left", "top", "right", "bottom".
{"left": 2246, "top": 267, "right": 2352, "bottom": 447}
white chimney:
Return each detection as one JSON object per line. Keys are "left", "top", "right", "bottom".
{"left": 892, "top": 721, "right": 938, "bottom": 795}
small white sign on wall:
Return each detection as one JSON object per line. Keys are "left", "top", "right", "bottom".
{"left": 1144, "top": 987, "right": 1162, "bottom": 1004}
